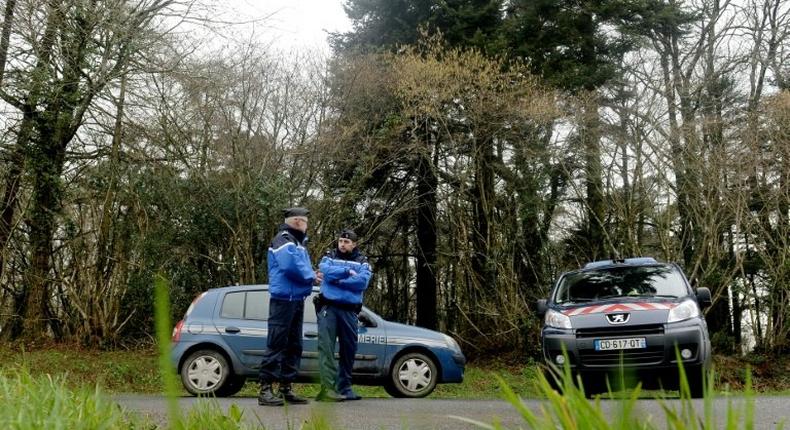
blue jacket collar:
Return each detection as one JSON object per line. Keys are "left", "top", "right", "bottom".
{"left": 278, "top": 223, "right": 307, "bottom": 244}
{"left": 330, "top": 247, "right": 360, "bottom": 261}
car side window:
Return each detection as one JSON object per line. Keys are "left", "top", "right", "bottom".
{"left": 245, "top": 291, "right": 268, "bottom": 320}
{"left": 220, "top": 292, "right": 245, "bottom": 319}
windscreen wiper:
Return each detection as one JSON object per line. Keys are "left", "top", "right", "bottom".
{"left": 628, "top": 294, "right": 679, "bottom": 299}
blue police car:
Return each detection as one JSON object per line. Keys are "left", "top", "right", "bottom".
{"left": 171, "top": 285, "right": 465, "bottom": 398}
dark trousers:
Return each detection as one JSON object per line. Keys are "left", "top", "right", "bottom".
{"left": 259, "top": 298, "right": 304, "bottom": 385}
{"left": 317, "top": 304, "right": 358, "bottom": 394}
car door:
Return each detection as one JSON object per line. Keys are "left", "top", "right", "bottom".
{"left": 301, "top": 295, "right": 384, "bottom": 378}
{"left": 353, "top": 308, "right": 386, "bottom": 377}
{"left": 299, "top": 292, "right": 321, "bottom": 374}
{"left": 215, "top": 289, "right": 269, "bottom": 373}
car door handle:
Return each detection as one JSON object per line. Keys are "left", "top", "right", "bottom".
{"left": 304, "top": 331, "right": 318, "bottom": 338}
{"left": 225, "top": 326, "right": 240, "bottom": 334}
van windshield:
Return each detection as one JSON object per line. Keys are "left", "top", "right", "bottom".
{"left": 554, "top": 265, "right": 688, "bottom": 304}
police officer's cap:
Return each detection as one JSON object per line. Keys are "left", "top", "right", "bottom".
{"left": 283, "top": 207, "right": 310, "bottom": 218}
{"left": 338, "top": 228, "right": 358, "bottom": 242}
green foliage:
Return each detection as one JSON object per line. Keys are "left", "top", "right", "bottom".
{"left": 0, "top": 369, "right": 139, "bottom": 429}
{"left": 0, "top": 368, "right": 314, "bottom": 429}
{"left": 177, "top": 401, "right": 255, "bottom": 429}
{"left": 154, "top": 274, "right": 182, "bottom": 429}
{"left": 456, "top": 360, "right": 776, "bottom": 430}
{"left": 113, "top": 166, "right": 287, "bottom": 339}
{"left": 333, "top": 0, "right": 433, "bottom": 50}
{"left": 333, "top": 0, "right": 504, "bottom": 54}
{"left": 502, "top": 0, "right": 643, "bottom": 91}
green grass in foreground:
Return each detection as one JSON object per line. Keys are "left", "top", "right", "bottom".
{"left": 451, "top": 360, "right": 779, "bottom": 430}
{"left": 0, "top": 368, "right": 265, "bottom": 429}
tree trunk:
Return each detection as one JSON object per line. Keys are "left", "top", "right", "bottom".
{"left": 470, "top": 137, "right": 496, "bottom": 298}
{"left": 15, "top": 0, "right": 59, "bottom": 341}
{"left": 25, "top": 106, "right": 74, "bottom": 337}
{"left": 581, "top": 95, "right": 606, "bottom": 260}
{"left": 0, "top": 118, "right": 31, "bottom": 340}
{"left": 415, "top": 149, "right": 438, "bottom": 330}
{"left": 90, "top": 75, "right": 126, "bottom": 344}
{"left": 658, "top": 34, "right": 695, "bottom": 268}
{"left": 24, "top": 0, "right": 94, "bottom": 340}
{"left": 0, "top": 0, "right": 16, "bottom": 82}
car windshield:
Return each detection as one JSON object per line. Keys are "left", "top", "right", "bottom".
{"left": 554, "top": 265, "right": 688, "bottom": 304}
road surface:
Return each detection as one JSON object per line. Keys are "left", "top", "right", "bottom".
{"left": 116, "top": 395, "right": 789, "bottom": 429}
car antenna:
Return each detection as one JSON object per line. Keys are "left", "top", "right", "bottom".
{"left": 610, "top": 251, "right": 624, "bottom": 264}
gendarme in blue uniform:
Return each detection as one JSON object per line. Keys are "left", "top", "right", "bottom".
{"left": 267, "top": 225, "right": 316, "bottom": 301}
{"left": 316, "top": 247, "right": 372, "bottom": 399}
{"left": 259, "top": 223, "right": 316, "bottom": 386}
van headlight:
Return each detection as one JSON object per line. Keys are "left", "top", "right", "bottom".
{"left": 545, "top": 309, "right": 572, "bottom": 329}
{"left": 443, "top": 334, "right": 461, "bottom": 352}
{"left": 667, "top": 299, "right": 700, "bottom": 323}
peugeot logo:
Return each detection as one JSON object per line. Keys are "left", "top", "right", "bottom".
{"left": 606, "top": 313, "right": 630, "bottom": 324}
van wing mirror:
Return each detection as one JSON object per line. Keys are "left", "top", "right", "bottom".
{"left": 536, "top": 299, "right": 548, "bottom": 317}
{"left": 695, "top": 287, "right": 712, "bottom": 309}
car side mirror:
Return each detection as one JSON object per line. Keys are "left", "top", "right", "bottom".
{"left": 536, "top": 299, "right": 548, "bottom": 317}
{"left": 695, "top": 287, "right": 712, "bottom": 309}
{"left": 358, "top": 312, "right": 377, "bottom": 328}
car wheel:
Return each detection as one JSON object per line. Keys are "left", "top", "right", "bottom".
{"left": 387, "top": 352, "right": 438, "bottom": 398}
{"left": 181, "top": 349, "right": 231, "bottom": 396}
{"left": 214, "top": 375, "right": 246, "bottom": 397}
{"left": 686, "top": 366, "right": 705, "bottom": 399}
{"left": 541, "top": 366, "right": 563, "bottom": 393}
{"left": 580, "top": 373, "right": 606, "bottom": 398}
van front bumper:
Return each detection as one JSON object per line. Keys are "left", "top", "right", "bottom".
{"left": 541, "top": 319, "right": 710, "bottom": 372}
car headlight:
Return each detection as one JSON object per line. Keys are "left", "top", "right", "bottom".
{"left": 667, "top": 299, "right": 700, "bottom": 323}
{"left": 545, "top": 309, "right": 572, "bottom": 329}
{"left": 443, "top": 334, "right": 461, "bottom": 352}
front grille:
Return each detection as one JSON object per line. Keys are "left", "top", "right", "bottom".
{"left": 579, "top": 346, "right": 665, "bottom": 366}
{"left": 575, "top": 324, "right": 664, "bottom": 338}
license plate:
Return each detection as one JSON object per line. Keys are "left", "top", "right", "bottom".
{"left": 594, "top": 337, "right": 646, "bottom": 351}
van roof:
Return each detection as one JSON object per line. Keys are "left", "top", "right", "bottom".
{"left": 582, "top": 257, "right": 659, "bottom": 270}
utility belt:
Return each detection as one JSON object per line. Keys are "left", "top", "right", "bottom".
{"left": 313, "top": 293, "right": 362, "bottom": 313}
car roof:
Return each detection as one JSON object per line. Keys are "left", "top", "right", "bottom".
{"left": 582, "top": 257, "right": 660, "bottom": 270}
{"left": 207, "top": 284, "right": 320, "bottom": 293}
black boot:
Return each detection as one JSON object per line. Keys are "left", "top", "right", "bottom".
{"left": 315, "top": 388, "right": 345, "bottom": 402}
{"left": 258, "top": 383, "right": 284, "bottom": 406}
{"left": 279, "top": 383, "right": 309, "bottom": 404}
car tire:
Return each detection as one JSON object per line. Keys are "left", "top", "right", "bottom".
{"left": 686, "top": 366, "right": 705, "bottom": 399}
{"left": 580, "top": 373, "right": 606, "bottom": 398}
{"left": 386, "top": 352, "right": 438, "bottom": 398}
{"left": 541, "top": 366, "right": 563, "bottom": 393}
{"left": 180, "top": 349, "right": 232, "bottom": 396}
{"left": 214, "top": 375, "right": 246, "bottom": 397}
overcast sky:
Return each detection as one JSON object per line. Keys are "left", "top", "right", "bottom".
{"left": 224, "top": 0, "right": 353, "bottom": 51}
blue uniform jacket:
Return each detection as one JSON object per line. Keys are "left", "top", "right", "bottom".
{"left": 267, "top": 225, "right": 316, "bottom": 301}
{"left": 318, "top": 249, "right": 372, "bottom": 305}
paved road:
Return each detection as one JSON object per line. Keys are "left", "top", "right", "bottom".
{"left": 116, "top": 395, "right": 789, "bottom": 429}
